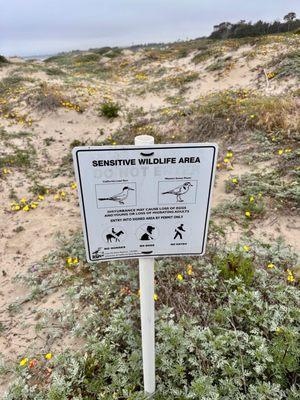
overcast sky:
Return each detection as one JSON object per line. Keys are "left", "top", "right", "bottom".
{"left": 1, "top": 0, "right": 300, "bottom": 56}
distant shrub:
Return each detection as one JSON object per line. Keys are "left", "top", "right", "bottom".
{"left": 74, "top": 53, "right": 101, "bottom": 63}
{"left": 31, "top": 84, "right": 63, "bottom": 112}
{"left": 44, "top": 67, "right": 65, "bottom": 76}
{"left": 0, "top": 55, "right": 9, "bottom": 64}
{"left": 99, "top": 101, "right": 120, "bottom": 119}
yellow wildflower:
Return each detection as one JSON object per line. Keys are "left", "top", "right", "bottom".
{"left": 275, "top": 327, "right": 283, "bottom": 334}
{"left": 187, "top": 265, "right": 193, "bottom": 275}
{"left": 66, "top": 257, "right": 72, "bottom": 265}
{"left": 20, "top": 198, "right": 27, "bottom": 203}
{"left": 38, "top": 195, "right": 44, "bottom": 201}
{"left": 23, "top": 205, "right": 30, "bottom": 211}
{"left": 71, "top": 182, "right": 77, "bottom": 189}
{"left": 278, "top": 149, "right": 283, "bottom": 155}
{"left": 226, "top": 151, "right": 233, "bottom": 158}
{"left": 45, "top": 353, "right": 53, "bottom": 360}
{"left": 287, "top": 274, "right": 295, "bottom": 282}
{"left": 267, "top": 263, "right": 275, "bottom": 269}
{"left": 54, "top": 194, "right": 60, "bottom": 201}
{"left": 249, "top": 196, "right": 255, "bottom": 202}
{"left": 177, "top": 274, "right": 183, "bottom": 281}
{"left": 19, "top": 358, "right": 28, "bottom": 366}
{"left": 153, "top": 294, "right": 158, "bottom": 301}
{"left": 231, "top": 178, "right": 238, "bottom": 184}
{"left": 223, "top": 158, "right": 230, "bottom": 163}
{"left": 245, "top": 211, "right": 251, "bottom": 218}
{"left": 243, "top": 245, "right": 250, "bottom": 252}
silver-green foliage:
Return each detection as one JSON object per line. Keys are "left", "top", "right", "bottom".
{"left": 4, "top": 233, "right": 300, "bottom": 399}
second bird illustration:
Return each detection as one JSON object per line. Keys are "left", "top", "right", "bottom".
{"left": 162, "top": 181, "right": 193, "bottom": 202}
{"left": 98, "top": 186, "right": 134, "bottom": 205}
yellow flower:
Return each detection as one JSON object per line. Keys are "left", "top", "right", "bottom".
{"left": 153, "top": 294, "right": 158, "bottom": 301}
{"left": 66, "top": 257, "right": 72, "bottom": 265}
{"left": 287, "top": 274, "right": 295, "bottom": 282}
{"left": 177, "top": 274, "right": 183, "bottom": 281}
{"left": 187, "top": 265, "right": 193, "bottom": 276}
{"left": 223, "top": 158, "right": 230, "bottom": 163}
{"left": 278, "top": 149, "right": 283, "bottom": 155}
{"left": 258, "top": 192, "right": 263, "bottom": 198}
{"left": 275, "top": 327, "right": 283, "bottom": 334}
{"left": 20, "top": 198, "right": 27, "bottom": 203}
{"left": 30, "top": 202, "right": 38, "bottom": 209}
{"left": 54, "top": 194, "right": 60, "bottom": 201}
{"left": 71, "top": 182, "right": 77, "bottom": 189}
{"left": 60, "top": 191, "right": 66, "bottom": 197}
{"left": 45, "top": 353, "right": 53, "bottom": 360}
{"left": 19, "top": 358, "right": 28, "bottom": 366}
{"left": 249, "top": 196, "right": 255, "bottom": 202}
{"left": 226, "top": 151, "right": 233, "bottom": 158}
{"left": 243, "top": 245, "right": 250, "bottom": 252}
{"left": 3, "top": 168, "right": 10, "bottom": 174}
{"left": 231, "top": 178, "right": 238, "bottom": 184}
{"left": 267, "top": 263, "right": 275, "bottom": 269}
{"left": 72, "top": 257, "right": 79, "bottom": 265}
{"left": 23, "top": 205, "right": 30, "bottom": 211}
{"left": 285, "top": 148, "right": 291, "bottom": 153}
{"left": 38, "top": 195, "right": 44, "bottom": 201}
{"left": 245, "top": 211, "right": 251, "bottom": 218}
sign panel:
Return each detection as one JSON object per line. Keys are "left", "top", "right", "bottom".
{"left": 73, "top": 144, "right": 217, "bottom": 262}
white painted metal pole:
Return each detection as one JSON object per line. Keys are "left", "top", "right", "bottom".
{"left": 135, "top": 135, "right": 155, "bottom": 396}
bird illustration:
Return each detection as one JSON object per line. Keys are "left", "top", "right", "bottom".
{"left": 162, "top": 182, "right": 193, "bottom": 202}
{"left": 98, "top": 186, "right": 134, "bottom": 204}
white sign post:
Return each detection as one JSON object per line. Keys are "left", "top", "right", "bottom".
{"left": 72, "top": 138, "right": 218, "bottom": 396}
{"left": 135, "top": 135, "right": 155, "bottom": 396}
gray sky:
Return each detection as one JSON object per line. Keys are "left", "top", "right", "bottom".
{"left": 1, "top": 0, "right": 300, "bottom": 56}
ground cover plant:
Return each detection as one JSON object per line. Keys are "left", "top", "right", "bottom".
{"left": 2, "top": 230, "right": 299, "bottom": 399}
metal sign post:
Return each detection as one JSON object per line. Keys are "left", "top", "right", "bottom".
{"left": 135, "top": 135, "right": 155, "bottom": 396}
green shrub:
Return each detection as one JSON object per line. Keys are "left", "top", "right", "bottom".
{"left": 99, "top": 101, "right": 120, "bottom": 119}
{"left": 0, "top": 55, "right": 9, "bottom": 64}
{"left": 3, "top": 232, "right": 299, "bottom": 399}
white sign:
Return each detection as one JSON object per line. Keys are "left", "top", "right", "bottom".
{"left": 73, "top": 143, "right": 217, "bottom": 262}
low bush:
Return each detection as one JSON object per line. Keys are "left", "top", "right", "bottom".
{"left": 3, "top": 232, "right": 299, "bottom": 399}
{"left": 99, "top": 101, "right": 120, "bottom": 119}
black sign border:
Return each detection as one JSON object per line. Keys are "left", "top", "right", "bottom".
{"left": 74, "top": 145, "right": 217, "bottom": 262}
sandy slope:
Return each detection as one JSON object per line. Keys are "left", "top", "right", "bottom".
{"left": 0, "top": 41, "right": 299, "bottom": 394}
